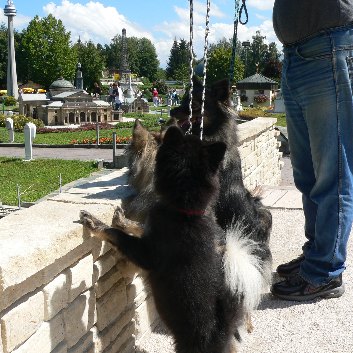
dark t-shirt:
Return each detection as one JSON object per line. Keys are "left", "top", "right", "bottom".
{"left": 273, "top": 0, "right": 353, "bottom": 45}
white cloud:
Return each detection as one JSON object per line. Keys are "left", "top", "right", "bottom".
{"left": 247, "top": 0, "right": 275, "bottom": 11}
{"left": 0, "top": 12, "right": 31, "bottom": 30}
{"left": 43, "top": 0, "right": 153, "bottom": 44}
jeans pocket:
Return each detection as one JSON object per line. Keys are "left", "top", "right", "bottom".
{"left": 295, "top": 47, "right": 332, "bottom": 61}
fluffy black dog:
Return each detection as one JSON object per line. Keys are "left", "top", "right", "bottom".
{"left": 80, "top": 126, "right": 266, "bottom": 353}
{"left": 171, "top": 77, "right": 272, "bottom": 264}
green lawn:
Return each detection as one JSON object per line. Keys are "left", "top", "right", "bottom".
{"left": 0, "top": 157, "right": 99, "bottom": 206}
{"left": 0, "top": 126, "right": 133, "bottom": 144}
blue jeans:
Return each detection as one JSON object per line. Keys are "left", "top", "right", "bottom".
{"left": 281, "top": 25, "right": 353, "bottom": 286}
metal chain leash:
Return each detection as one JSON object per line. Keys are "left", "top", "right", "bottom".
{"left": 188, "top": 1, "right": 247, "bottom": 137}
{"left": 229, "top": 0, "right": 248, "bottom": 85}
{"left": 188, "top": 0, "right": 195, "bottom": 134}
{"left": 199, "top": 0, "right": 211, "bottom": 140}
{"left": 188, "top": 0, "right": 211, "bottom": 139}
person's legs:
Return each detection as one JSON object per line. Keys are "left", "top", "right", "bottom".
{"left": 279, "top": 27, "right": 353, "bottom": 287}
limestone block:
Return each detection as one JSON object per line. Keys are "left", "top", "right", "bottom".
{"left": 132, "top": 289, "right": 149, "bottom": 309}
{"left": 134, "top": 296, "right": 159, "bottom": 341}
{"left": 91, "top": 237, "right": 113, "bottom": 262}
{"left": 128, "top": 274, "right": 149, "bottom": 299}
{"left": 93, "top": 251, "right": 117, "bottom": 283}
{"left": 238, "top": 140, "right": 255, "bottom": 159}
{"left": 51, "top": 343, "right": 67, "bottom": 353}
{"left": 0, "top": 332, "right": 3, "bottom": 353}
{"left": 106, "top": 322, "right": 135, "bottom": 353}
{"left": 43, "top": 272, "right": 69, "bottom": 320}
{"left": 95, "top": 267, "right": 123, "bottom": 299}
{"left": 98, "top": 307, "right": 135, "bottom": 352}
{"left": 0, "top": 201, "right": 113, "bottom": 312}
{"left": 67, "top": 327, "right": 96, "bottom": 353}
{"left": 47, "top": 168, "right": 129, "bottom": 206}
{"left": 118, "top": 259, "right": 140, "bottom": 284}
{"left": 96, "top": 282, "right": 127, "bottom": 331}
{"left": 113, "top": 338, "right": 135, "bottom": 353}
{"left": 69, "top": 254, "right": 93, "bottom": 302}
{"left": 1, "top": 291, "right": 44, "bottom": 353}
{"left": 11, "top": 313, "right": 64, "bottom": 353}
{"left": 64, "top": 289, "right": 96, "bottom": 348}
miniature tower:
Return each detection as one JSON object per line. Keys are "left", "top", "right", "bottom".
{"left": 4, "top": 0, "right": 18, "bottom": 99}
{"left": 75, "top": 62, "right": 83, "bottom": 90}
{"left": 119, "top": 28, "right": 131, "bottom": 81}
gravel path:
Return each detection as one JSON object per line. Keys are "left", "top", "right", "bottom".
{"left": 136, "top": 208, "right": 353, "bottom": 353}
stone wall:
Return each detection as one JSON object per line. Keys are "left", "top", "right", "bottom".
{"left": 0, "top": 117, "right": 281, "bottom": 353}
{"left": 238, "top": 117, "right": 282, "bottom": 191}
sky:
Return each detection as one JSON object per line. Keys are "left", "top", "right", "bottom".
{"left": 0, "top": 0, "right": 278, "bottom": 68}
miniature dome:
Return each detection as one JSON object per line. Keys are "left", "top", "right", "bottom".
{"left": 49, "top": 77, "right": 74, "bottom": 90}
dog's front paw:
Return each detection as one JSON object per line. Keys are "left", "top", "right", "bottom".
{"left": 111, "top": 205, "right": 126, "bottom": 228}
{"left": 79, "top": 210, "right": 104, "bottom": 231}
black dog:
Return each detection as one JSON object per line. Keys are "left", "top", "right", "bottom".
{"left": 80, "top": 126, "right": 270, "bottom": 352}
{"left": 171, "top": 77, "right": 272, "bottom": 266}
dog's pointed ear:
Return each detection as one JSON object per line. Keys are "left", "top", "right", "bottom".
{"left": 211, "top": 79, "right": 231, "bottom": 102}
{"left": 205, "top": 142, "right": 227, "bottom": 171}
{"left": 163, "top": 126, "right": 184, "bottom": 146}
{"left": 132, "top": 119, "right": 146, "bottom": 136}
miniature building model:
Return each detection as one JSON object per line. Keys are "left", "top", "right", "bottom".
{"left": 236, "top": 73, "right": 278, "bottom": 107}
{"left": 19, "top": 77, "right": 112, "bottom": 126}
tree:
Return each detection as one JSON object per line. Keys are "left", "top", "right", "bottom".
{"left": 73, "top": 39, "right": 105, "bottom": 91}
{"left": 136, "top": 38, "right": 159, "bottom": 82}
{"left": 166, "top": 39, "right": 190, "bottom": 80}
{"left": 239, "top": 31, "right": 282, "bottom": 78}
{"left": 262, "top": 42, "right": 282, "bottom": 81}
{"left": 0, "top": 23, "right": 8, "bottom": 86}
{"left": 206, "top": 39, "right": 244, "bottom": 85}
{"left": 19, "top": 15, "right": 77, "bottom": 88}
{"left": 0, "top": 22, "right": 23, "bottom": 87}
{"left": 105, "top": 35, "right": 159, "bottom": 82}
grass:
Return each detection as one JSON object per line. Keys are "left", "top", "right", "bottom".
{"left": 0, "top": 157, "right": 99, "bottom": 206}
{"left": 0, "top": 113, "right": 168, "bottom": 145}
{"left": 0, "top": 126, "right": 133, "bottom": 144}
{"left": 239, "top": 108, "right": 287, "bottom": 127}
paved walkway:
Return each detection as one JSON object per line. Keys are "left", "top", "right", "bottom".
{"left": 0, "top": 145, "right": 123, "bottom": 162}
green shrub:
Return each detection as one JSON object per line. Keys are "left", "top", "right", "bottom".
{"left": 3, "top": 96, "right": 17, "bottom": 106}
{"left": 0, "top": 114, "right": 44, "bottom": 131}
{"left": 238, "top": 108, "right": 271, "bottom": 120}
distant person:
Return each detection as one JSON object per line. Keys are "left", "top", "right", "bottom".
{"left": 172, "top": 89, "right": 178, "bottom": 106}
{"left": 113, "top": 82, "right": 124, "bottom": 110}
{"left": 152, "top": 88, "right": 159, "bottom": 107}
{"left": 108, "top": 83, "right": 114, "bottom": 104}
{"left": 93, "top": 82, "right": 101, "bottom": 98}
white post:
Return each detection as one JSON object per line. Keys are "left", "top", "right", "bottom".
{"left": 5, "top": 117, "right": 14, "bottom": 142}
{"left": 24, "top": 122, "right": 36, "bottom": 161}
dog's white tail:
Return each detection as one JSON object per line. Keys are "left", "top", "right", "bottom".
{"left": 222, "top": 223, "right": 269, "bottom": 312}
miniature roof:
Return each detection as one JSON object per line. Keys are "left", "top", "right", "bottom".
{"left": 49, "top": 77, "right": 74, "bottom": 90}
{"left": 236, "top": 73, "right": 278, "bottom": 90}
{"left": 19, "top": 93, "right": 48, "bottom": 102}
{"left": 47, "top": 101, "right": 63, "bottom": 107}
{"left": 93, "top": 100, "right": 111, "bottom": 107}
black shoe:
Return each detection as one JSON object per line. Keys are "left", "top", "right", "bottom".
{"left": 276, "top": 254, "right": 305, "bottom": 277}
{"left": 271, "top": 273, "right": 345, "bottom": 301}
